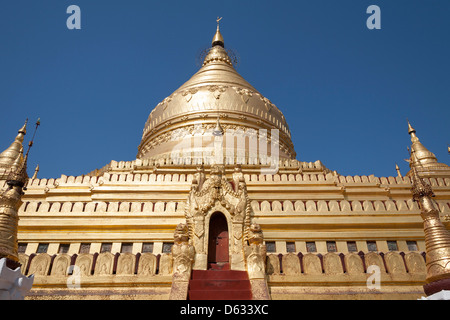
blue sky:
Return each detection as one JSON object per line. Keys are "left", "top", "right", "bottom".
{"left": 1, "top": 1, "right": 449, "bottom": 179}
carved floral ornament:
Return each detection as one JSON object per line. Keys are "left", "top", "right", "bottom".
{"left": 171, "top": 223, "right": 195, "bottom": 282}
{"left": 181, "top": 88, "right": 199, "bottom": 102}
{"left": 143, "top": 85, "right": 289, "bottom": 133}
{"left": 180, "top": 164, "right": 262, "bottom": 271}
{"left": 184, "top": 165, "right": 252, "bottom": 238}
{"left": 234, "top": 87, "right": 253, "bottom": 104}
{"left": 208, "top": 85, "right": 228, "bottom": 99}
{"left": 139, "top": 122, "right": 289, "bottom": 153}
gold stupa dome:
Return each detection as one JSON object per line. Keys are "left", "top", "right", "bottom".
{"left": 137, "top": 20, "right": 296, "bottom": 163}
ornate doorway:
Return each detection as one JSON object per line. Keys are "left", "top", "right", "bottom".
{"left": 208, "top": 212, "right": 229, "bottom": 267}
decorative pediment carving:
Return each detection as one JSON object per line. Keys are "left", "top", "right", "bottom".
{"left": 184, "top": 165, "right": 252, "bottom": 244}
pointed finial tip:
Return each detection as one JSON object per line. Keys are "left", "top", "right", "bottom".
{"left": 31, "top": 164, "right": 39, "bottom": 179}
{"left": 407, "top": 119, "right": 416, "bottom": 135}
{"left": 212, "top": 17, "right": 225, "bottom": 47}
{"left": 18, "top": 119, "right": 28, "bottom": 134}
{"left": 395, "top": 163, "right": 402, "bottom": 177}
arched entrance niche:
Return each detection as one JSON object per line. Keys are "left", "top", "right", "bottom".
{"left": 207, "top": 211, "right": 229, "bottom": 269}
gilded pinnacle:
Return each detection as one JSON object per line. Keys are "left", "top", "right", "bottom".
{"left": 411, "top": 164, "right": 450, "bottom": 295}
{"left": 0, "top": 121, "right": 27, "bottom": 168}
{"left": 11, "top": 146, "right": 24, "bottom": 171}
{"left": 395, "top": 163, "right": 402, "bottom": 178}
{"left": 19, "top": 119, "right": 28, "bottom": 134}
{"left": 31, "top": 164, "right": 39, "bottom": 179}
{"left": 0, "top": 120, "right": 31, "bottom": 265}
{"left": 407, "top": 119, "right": 416, "bottom": 135}
{"left": 405, "top": 120, "right": 450, "bottom": 175}
{"left": 212, "top": 17, "right": 225, "bottom": 47}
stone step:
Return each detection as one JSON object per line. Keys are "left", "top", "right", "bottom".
{"left": 191, "top": 269, "right": 249, "bottom": 280}
{"left": 188, "top": 269, "right": 252, "bottom": 300}
{"left": 189, "top": 279, "right": 251, "bottom": 291}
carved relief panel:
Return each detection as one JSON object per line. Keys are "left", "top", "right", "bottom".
{"left": 75, "top": 253, "right": 94, "bottom": 276}
{"left": 344, "top": 253, "right": 365, "bottom": 274}
{"left": 51, "top": 254, "right": 71, "bottom": 277}
{"left": 384, "top": 252, "right": 407, "bottom": 274}
{"left": 184, "top": 165, "right": 252, "bottom": 271}
{"left": 159, "top": 253, "right": 173, "bottom": 275}
{"left": 303, "top": 253, "right": 322, "bottom": 275}
{"left": 116, "top": 253, "right": 135, "bottom": 275}
{"left": 282, "top": 253, "right": 301, "bottom": 275}
{"left": 28, "top": 253, "right": 51, "bottom": 276}
{"left": 94, "top": 252, "right": 114, "bottom": 276}
{"left": 405, "top": 252, "right": 426, "bottom": 274}
{"left": 266, "top": 254, "right": 280, "bottom": 275}
{"left": 137, "top": 253, "right": 157, "bottom": 276}
{"left": 365, "top": 252, "right": 386, "bottom": 273}
{"left": 323, "top": 253, "right": 343, "bottom": 275}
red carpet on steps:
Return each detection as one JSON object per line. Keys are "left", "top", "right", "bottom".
{"left": 188, "top": 267, "right": 252, "bottom": 300}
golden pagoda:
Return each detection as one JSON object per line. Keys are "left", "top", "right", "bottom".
{"left": 5, "top": 21, "right": 450, "bottom": 300}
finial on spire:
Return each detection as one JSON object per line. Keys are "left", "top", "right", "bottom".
{"left": 212, "top": 17, "right": 225, "bottom": 48}
{"left": 407, "top": 119, "right": 416, "bottom": 135}
{"left": 395, "top": 163, "right": 402, "bottom": 178}
{"left": 24, "top": 118, "right": 41, "bottom": 163}
{"left": 31, "top": 164, "right": 39, "bottom": 180}
{"left": 19, "top": 119, "right": 28, "bottom": 135}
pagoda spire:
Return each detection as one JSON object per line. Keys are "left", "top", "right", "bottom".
{"left": 201, "top": 17, "right": 233, "bottom": 67}
{"left": 407, "top": 119, "right": 416, "bottom": 136}
{"left": 0, "top": 120, "right": 27, "bottom": 169}
{"left": 0, "top": 118, "right": 39, "bottom": 269}
{"left": 395, "top": 163, "right": 402, "bottom": 178}
{"left": 212, "top": 17, "right": 224, "bottom": 47}
{"left": 407, "top": 120, "right": 438, "bottom": 164}
{"left": 410, "top": 164, "right": 450, "bottom": 296}
{"left": 31, "top": 164, "right": 39, "bottom": 179}
{"left": 406, "top": 120, "right": 450, "bottom": 176}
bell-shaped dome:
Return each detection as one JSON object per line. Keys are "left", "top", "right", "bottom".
{"left": 137, "top": 24, "right": 296, "bottom": 164}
